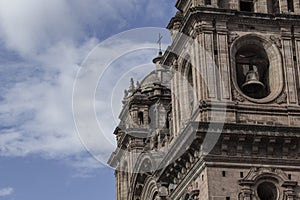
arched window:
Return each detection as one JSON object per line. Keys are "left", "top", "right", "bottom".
{"left": 235, "top": 43, "right": 269, "bottom": 99}
{"left": 138, "top": 111, "right": 144, "bottom": 125}
{"left": 231, "top": 34, "right": 284, "bottom": 103}
{"left": 287, "top": 0, "right": 294, "bottom": 12}
{"left": 267, "top": 0, "right": 280, "bottom": 13}
{"left": 187, "top": 63, "right": 194, "bottom": 111}
{"left": 181, "top": 56, "right": 194, "bottom": 118}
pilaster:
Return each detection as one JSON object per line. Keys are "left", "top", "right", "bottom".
{"left": 279, "top": 0, "right": 288, "bottom": 13}
{"left": 294, "top": 0, "right": 300, "bottom": 14}
{"left": 216, "top": 21, "right": 231, "bottom": 101}
{"left": 199, "top": 20, "right": 218, "bottom": 100}
{"left": 228, "top": 0, "right": 239, "bottom": 10}
{"left": 255, "top": 0, "right": 268, "bottom": 13}
{"left": 281, "top": 27, "right": 298, "bottom": 105}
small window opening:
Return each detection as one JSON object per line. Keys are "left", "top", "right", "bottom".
{"left": 138, "top": 112, "right": 144, "bottom": 125}
{"left": 214, "top": 50, "right": 218, "bottom": 55}
{"left": 166, "top": 112, "right": 170, "bottom": 129}
{"left": 202, "top": 175, "right": 204, "bottom": 181}
{"left": 288, "top": 174, "right": 292, "bottom": 180}
{"left": 226, "top": 197, "right": 230, "bottom": 200}
{"left": 288, "top": 0, "right": 294, "bottom": 12}
{"left": 205, "top": 0, "right": 212, "bottom": 5}
{"left": 222, "top": 171, "right": 226, "bottom": 177}
{"left": 240, "top": 0, "right": 254, "bottom": 12}
{"left": 240, "top": 172, "right": 244, "bottom": 178}
{"left": 273, "top": 0, "right": 280, "bottom": 13}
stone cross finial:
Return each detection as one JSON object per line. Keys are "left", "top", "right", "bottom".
{"left": 157, "top": 33, "right": 163, "bottom": 54}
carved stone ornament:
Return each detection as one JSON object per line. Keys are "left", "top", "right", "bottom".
{"left": 194, "top": 23, "right": 202, "bottom": 35}
{"left": 270, "top": 35, "right": 282, "bottom": 48}
{"left": 199, "top": 100, "right": 208, "bottom": 107}
{"left": 229, "top": 32, "right": 239, "bottom": 44}
{"left": 239, "top": 168, "right": 298, "bottom": 200}
{"left": 172, "top": 59, "right": 178, "bottom": 70}
{"left": 233, "top": 89, "right": 245, "bottom": 102}
{"left": 275, "top": 92, "right": 287, "bottom": 104}
{"left": 240, "top": 167, "right": 297, "bottom": 186}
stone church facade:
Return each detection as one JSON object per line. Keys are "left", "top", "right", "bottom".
{"left": 108, "top": 0, "right": 300, "bottom": 199}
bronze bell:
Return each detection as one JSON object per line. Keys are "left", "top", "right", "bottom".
{"left": 242, "top": 65, "right": 265, "bottom": 94}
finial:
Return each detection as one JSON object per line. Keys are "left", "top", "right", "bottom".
{"left": 136, "top": 81, "right": 140, "bottom": 88}
{"left": 129, "top": 78, "right": 135, "bottom": 91}
{"left": 157, "top": 33, "right": 163, "bottom": 54}
{"left": 124, "top": 89, "right": 128, "bottom": 98}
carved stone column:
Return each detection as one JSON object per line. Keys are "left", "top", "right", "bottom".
{"left": 240, "top": 186, "right": 253, "bottom": 200}
{"left": 282, "top": 181, "right": 298, "bottom": 200}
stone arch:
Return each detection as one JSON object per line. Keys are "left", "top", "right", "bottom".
{"left": 178, "top": 54, "right": 195, "bottom": 122}
{"left": 130, "top": 156, "right": 155, "bottom": 200}
{"left": 230, "top": 34, "right": 284, "bottom": 103}
{"left": 140, "top": 179, "right": 158, "bottom": 200}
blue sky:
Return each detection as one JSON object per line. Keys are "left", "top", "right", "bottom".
{"left": 0, "top": 1, "right": 177, "bottom": 199}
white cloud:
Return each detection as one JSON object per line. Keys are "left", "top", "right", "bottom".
{"left": 0, "top": 0, "right": 175, "bottom": 57}
{"left": 0, "top": 187, "right": 14, "bottom": 197}
{"left": 0, "top": 0, "right": 175, "bottom": 172}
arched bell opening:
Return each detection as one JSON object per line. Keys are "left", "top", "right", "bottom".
{"left": 231, "top": 34, "right": 284, "bottom": 103}
{"left": 235, "top": 44, "right": 270, "bottom": 99}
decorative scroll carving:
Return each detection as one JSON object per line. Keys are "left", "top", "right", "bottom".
{"left": 239, "top": 167, "right": 298, "bottom": 200}
{"left": 194, "top": 23, "right": 202, "bottom": 38}
{"left": 233, "top": 89, "right": 245, "bottom": 102}
{"left": 229, "top": 32, "right": 239, "bottom": 43}
{"left": 199, "top": 100, "right": 208, "bottom": 107}
{"left": 276, "top": 92, "right": 287, "bottom": 104}
{"left": 270, "top": 35, "right": 282, "bottom": 48}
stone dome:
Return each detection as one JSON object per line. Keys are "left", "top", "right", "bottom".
{"left": 140, "top": 68, "right": 172, "bottom": 92}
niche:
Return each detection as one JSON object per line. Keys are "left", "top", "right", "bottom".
{"left": 231, "top": 34, "right": 284, "bottom": 103}
{"left": 240, "top": 0, "right": 254, "bottom": 12}
{"left": 138, "top": 111, "right": 144, "bottom": 125}
{"left": 235, "top": 44, "right": 270, "bottom": 99}
{"left": 288, "top": 0, "right": 294, "bottom": 12}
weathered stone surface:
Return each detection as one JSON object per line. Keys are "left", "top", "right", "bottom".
{"left": 108, "top": 1, "right": 300, "bottom": 199}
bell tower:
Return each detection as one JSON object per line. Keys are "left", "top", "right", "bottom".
{"left": 109, "top": 0, "right": 300, "bottom": 199}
